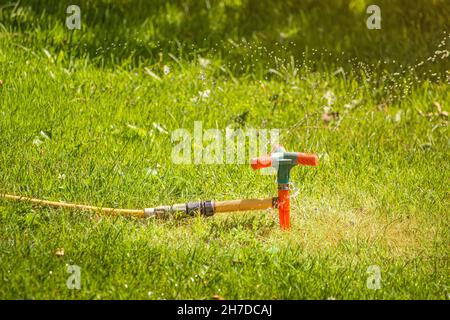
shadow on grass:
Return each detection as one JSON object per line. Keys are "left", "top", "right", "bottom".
{"left": 1, "top": 0, "right": 449, "bottom": 74}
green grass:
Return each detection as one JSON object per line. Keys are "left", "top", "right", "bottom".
{"left": 0, "top": 0, "right": 449, "bottom": 299}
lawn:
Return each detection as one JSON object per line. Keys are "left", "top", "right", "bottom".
{"left": 0, "top": 0, "right": 449, "bottom": 299}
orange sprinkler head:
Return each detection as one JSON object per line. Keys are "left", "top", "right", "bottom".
{"left": 251, "top": 145, "right": 318, "bottom": 230}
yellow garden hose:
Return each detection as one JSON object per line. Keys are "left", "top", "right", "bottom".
{"left": 0, "top": 193, "right": 145, "bottom": 217}
{"left": 0, "top": 193, "right": 277, "bottom": 219}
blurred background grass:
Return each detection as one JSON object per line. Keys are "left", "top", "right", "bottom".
{"left": 1, "top": 0, "right": 448, "bottom": 75}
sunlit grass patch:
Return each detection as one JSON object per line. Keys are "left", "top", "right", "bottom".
{"left": 0, "top": 0, "right": 449, "bottom": 299}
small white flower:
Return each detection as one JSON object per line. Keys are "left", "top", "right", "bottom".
{"left": 199, "top": 89, "right": 211, "bottom": 99}
{"left": 323, "top": 106, "right": 332, "bottom": 113}
{"left": 198, "top": 57, "right": 211, "bottom": 68}
{"left": 145, "top": 167, "right": 158, "bottom": 177}
{"left": 163, "top": 65, "right": 170, "bottom": 75}
{"left": 323, "top": 90, "right": 336, "bottom": 105}
{"left": 33, "top": 137, "right": 43, "bottom": 146}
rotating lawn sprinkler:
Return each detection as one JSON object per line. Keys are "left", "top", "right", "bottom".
{"left": 0, "top": 146, "right": 318, "bottom": 230}
{"left": 250, "top": 145, "right": 318, "bottom": 229}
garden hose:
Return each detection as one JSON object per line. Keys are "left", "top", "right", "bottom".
{"left": 0, "top": 193, "right": 278, "bottom": 219}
